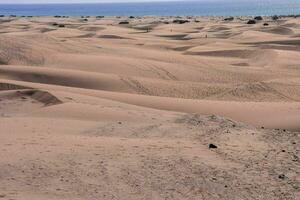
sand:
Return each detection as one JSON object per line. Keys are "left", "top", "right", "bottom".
{"left": 0, "top": 15, "right": 299, "bottom": 199}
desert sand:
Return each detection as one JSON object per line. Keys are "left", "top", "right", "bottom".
{"left": 0, "top": 15, "right": 299, "bottom": 199}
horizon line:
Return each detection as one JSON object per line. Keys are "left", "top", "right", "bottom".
{"left": 0, "top": 0, "right": 187, "bottom": 5}
{"left": 0, "top": 0, "right": 254, "bottom": 5}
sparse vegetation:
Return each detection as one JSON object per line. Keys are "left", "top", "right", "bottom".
{"left": 272, "top": 15, "right": 279, "bottom": 20}
{"left": 173, "top": 19, "right": 190, "bottom": 24}
{"left": 254, "top": 16, "right": 263, "bottom": 20}
{"left": 119, "top": 21, "right": 129, "bottom": 25}
{"left": 224, "top": 17, "right": 234, "bottom": 21}
{"left": 247, "top": 19, "right": 256, "bottom": 24}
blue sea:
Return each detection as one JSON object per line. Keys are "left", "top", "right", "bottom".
{"left": 0, "top": 0, "right": 300, "bottom": 17}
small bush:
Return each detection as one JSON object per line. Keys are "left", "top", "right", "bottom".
{"left": 119, "top": 21, "right": 129, "bottom": 25}
{"left": 272, "top": 15, "right": 279, "bottom": 20}
{"left": 254, "top": 16, "right": 263, "bottom": 20}
{"left": 173, "top": 19, "right": 189, "bottom": 24}
{"left": 247, "top": 20, "right": 256, "bottom": 24}
{"left": 224, "top": 17, "right": 234, "bottom": 21}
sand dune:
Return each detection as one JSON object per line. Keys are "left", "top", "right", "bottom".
{"left": 259, "top": 26, "right": 294, "bottom": 35}
{"left": 0, "top": 16, "right": 299, "bottom": 200}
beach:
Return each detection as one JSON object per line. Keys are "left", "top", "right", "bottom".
{"left": 0, "top": 15, "right": 299, "bottom": 199}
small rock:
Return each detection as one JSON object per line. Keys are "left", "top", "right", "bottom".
{"left": 261, "top": 126, "right": 265, "bottom": 129}
{"left": 292, "top": 155, "right": 299, "bottom": 162}
{"left": 209, "top": 144, "right": 218, "bottom": 149}
{"left": 0, "top": 194, "right": 6, "bottom": 198}
{"left": 263, "top": 23, "right": 269, "bottom": 26}
{"left": 278, "top": 174, "right": 286, "bottom": 180}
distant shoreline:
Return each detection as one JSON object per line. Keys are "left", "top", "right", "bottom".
{"left": 0, "top": 15, "right": 299, "bottom": 18}
{"left": 0, "top": 1, "right": 299, "bottom": 17}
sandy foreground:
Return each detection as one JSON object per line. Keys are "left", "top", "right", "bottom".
{"left": 0, "top": 15, "right": 299, "bottom": 199}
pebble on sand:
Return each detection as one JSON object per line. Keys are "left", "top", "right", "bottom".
{"left": 209, "top": 144, "right": 218, "bottom": 149}
{"left": 278, "top": 174, "right": 286, "bottom": 180}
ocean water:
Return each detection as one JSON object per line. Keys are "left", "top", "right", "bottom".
{"left": 0, "top": 0, "right": 300, "bottom": 17}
